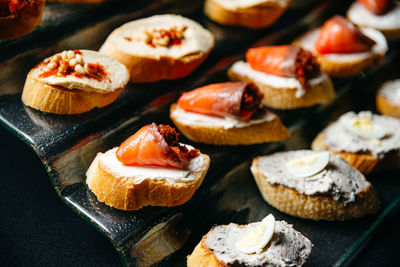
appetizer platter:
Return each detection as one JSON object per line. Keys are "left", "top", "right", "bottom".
{"left": 0, "top": 0, "right": 399, "bottom": 266}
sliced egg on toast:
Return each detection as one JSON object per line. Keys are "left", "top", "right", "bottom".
{"left": 341, "top": 117, "right": 386, "bottom": 140}
{"left": 286, "top": 152, "right": 330, "bottom": 178}
{"left": 235, "top": 214, "right": 275, "bottom": 254}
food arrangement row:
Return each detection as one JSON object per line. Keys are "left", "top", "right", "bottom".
{"left": 2, "top": 0, "right": 400, "bottom": 266}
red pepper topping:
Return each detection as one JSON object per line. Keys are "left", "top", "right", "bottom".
{"left": 178, "top": 82, "right": 264, "bottom": 121}
{"left": 116, "top": 123, "right": 199, "bottom": 169}
{"left": 0, "top": 0, "right": 41, "bottom": 17}
{"left": 357, "top": 0, "right": 394, "bottom": 15}
{"left": 315, "top": 15, "right": 376, "bottom": 54}
{"left": 246, "top": 45, "right": 320, "bottom": 89}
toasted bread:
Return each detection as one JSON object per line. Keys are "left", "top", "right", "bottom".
{"left": 86, "top": 148, "right": 210, "bottom": 210}
{"left": 100, "top": 14, "right": 214, "bottom": 83}
{"left": 251, "top": 152, "right": 380, "bottom": 220}
{"left": 203, "top": 0, "right": 289, "bottom": 29}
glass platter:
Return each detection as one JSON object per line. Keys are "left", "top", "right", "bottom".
{"left": 0, "top": 0, "right": 399, "bottom": 266}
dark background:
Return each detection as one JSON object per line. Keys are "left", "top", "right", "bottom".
{"left": 0, "top": 124, "right": 398, "bottom": 266}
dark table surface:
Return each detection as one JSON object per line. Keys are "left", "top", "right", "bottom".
{"left": 0, "top": 120, "right": 398, "bottom": 267}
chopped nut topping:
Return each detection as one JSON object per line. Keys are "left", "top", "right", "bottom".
{"left": 142, "top": 25, "right": 187, "bottom": 48}
{"left": 39, "top": 50, "right": 107, "bottom": 81}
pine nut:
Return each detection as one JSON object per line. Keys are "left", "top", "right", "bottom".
{"left": 61, "top": 51, "right": 68, "bottom": 60}
{"left": 67, "top": 50, "right": 75, "bottom": 59}
{"left": 58, "top": 62, "right": 68, "bottom": 74}
{"left": 74, "top": 64, "right": 86, "bottom": 75}
{"left": 75, "top": 54, "right": 83, "bottom": 64}
{"left": 69, "top": 58, "right": 77, "bottom": 67}
{"left": 47, "top": 61, "right": 58, "bottom": 70}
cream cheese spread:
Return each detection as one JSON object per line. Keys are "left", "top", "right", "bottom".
{"left": 89, "top": 146, "right": 208, "bottom": 184}
{"left": 325, "top": 111, "right": 400, "bottom": 158}
{"left": 229, "top": 61, "right": 330, "bottom": 98}
{"left": 378, "top": 79, "right": 400, "bottom": 105}
{"left": 348, "top": 2, "right": 400, "bottom": 30}
{"left": 32, "top": 50, "right": 129, "bottom": 93}
{"left": 171, "top": 105, "right": 276, "bottom": 129}
{"left": 253, "top": 150, "right": 370, "bottom": 205}
{"left": 100, "top": 14, "right": 214, "bottom": 59}
{"left": 204, "top": 220, "right": 312, "bottom": 266}
{"left": 296, "top": 27, "right": 388, "bottom": 62}
{"left": 214, "top": 0, "right": 289, "bottom": 10}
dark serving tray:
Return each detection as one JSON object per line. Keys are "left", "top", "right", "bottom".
{"left": 0, "top": 0, "right": 399, "bottom": 266}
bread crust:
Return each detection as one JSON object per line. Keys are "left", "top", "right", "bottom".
{"left": 312, "top": 130, "right": 400, "bottom": 174}
{"left": 312, "top": 52, "right": 381, "bottom": 77}
{"left": 251, "top": 157, "right": 380, "bottom": 221}
{"left": 170, "top": 104, "right": 290, "bottom": 145}
{"left": 203, "top": 0, "right": 288, "bottom": 29}
{"left": 187, "top": 234, "right": 228, "bottom": 267}
{"left": 376, "top": 94, "right": 400, "bottom": 119}
{"left": 228, "top": 68, "right": 335, "bottom": 109}
{"left": 100, "top": 40, "right": 212, "bottom": 83}
{"left": 21, "top": 71, "right": 123, "bottom": 114}
{"left": 86, "top": 153, "right": 210, "bottom": 210}
{"left": 0, "top": 0, "right": 45, "bottom": 40}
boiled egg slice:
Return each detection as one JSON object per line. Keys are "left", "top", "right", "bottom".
{"left": 235, "top": 214, "right": 275, "bottom": 254}
{"left": 286, "top": 152, "right": 330, "bottom": 178}
{"left": 342, "top": 117, "right": 386, "bottom": 140}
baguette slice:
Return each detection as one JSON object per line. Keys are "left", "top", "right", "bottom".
{"left": 0, "top": 0, "right": 45, "bottom": 40}
{"left": 376, "top": 79, "right": 400, "bottom": 118}
{"left": 293, "top": 27, "right": 387, "bottom": 77}
{"left": 170, "top": 103, "right": 290, "bottom": 145}
{"left": 203, "top": 0, "right": 290, "bottom": 29}
{"left": 311, "top": 111, "right": 400, "bottom": 174}
{"left": 22, "top": 50, "right": 129, "bottom": 114}
{"left": 100, "top": 14, "right": 214, "bottom": 83}
{"left": 86, "top": 147, "right": 210, "bottom": 210}
{"left": 188, "top": 217, "right": 312, "bottom": 266}
{"left": 312, "top": 130, "right": 400, "bottom": 174}
{"left": 251, "top": 151, "right": 380, "bottom": 221}
{"left": 228, "top": 61, "right": 335, "bottom": 109}
{"left": 347, "top": 2, "right": 400, "bottom": 40}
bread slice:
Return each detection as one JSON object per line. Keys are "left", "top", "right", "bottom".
{"left": 312, "top": 130, "right": 400, "bottom": 174}
{"left": 99, "top": 14, "right": 214, "bottom": 83}
{"left": 376, "top": 79, "right": 400, "bottom": 119}
{"left": 170, "top": 103, "right": 290, "bottom": 145}
{"left": 293, "top": 28, "right": 388, "bottom": 77}
{"left": 347, "top": 2, "right": 400, "bottom": 40}
{"left": 203, "top": 0, "right": 289, "bottom": 29}
{"left": 228, "top": 61, "right": 335, "bottom": 109}
{"left": 251, "top": 152, "right": 380, "bottom": 221}
{"left": 0, "top": 0, "right": 45, "bottom": 40}
{"left": 188, "top": 219, "right": 312, "bottom": 266}
{"left": 22, "top": 50, "right": 129, "bottom": 114}
{"left": 86, "top": 148, "right": 210, "bottom": 210}
{"left": 377, "top": 94, "right": 400, "bottom": 119}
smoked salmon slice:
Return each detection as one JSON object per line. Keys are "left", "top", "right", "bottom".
{"left": 315, "top": 15, "right": 376, "bottom": 54}
{"left": 246, "top": 45, "right": 320, "bottom": 88}
{"left": 177, "top": 82, "right": 264, "bottom": 120}
{"left": 116, "top": 123, "right": 198, "bottom": 169}
{"left": 357, "top": 0, "right": 394, "bottom": 15}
